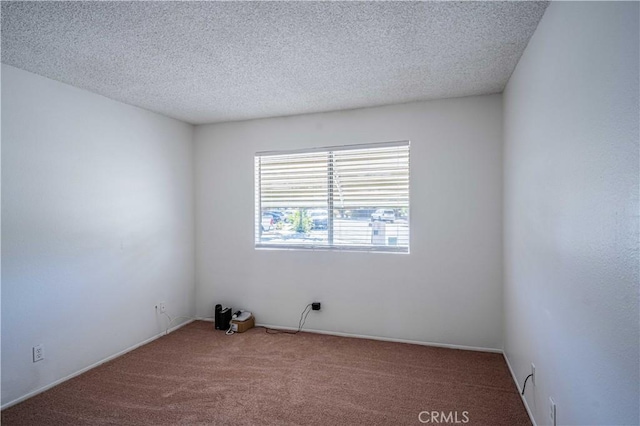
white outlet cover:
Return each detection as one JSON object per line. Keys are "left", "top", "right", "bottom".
{"left": 33, "top": 344, "right": 44, "bottom": 362}
{"left": 531, "top": 363, "right": 536, "bottom": 385}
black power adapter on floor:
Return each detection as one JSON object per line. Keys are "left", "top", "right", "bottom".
{"left": 311, "top": 302, "right": 321, "bottom": 311}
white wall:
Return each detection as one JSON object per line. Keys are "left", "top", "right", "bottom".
{"left": 1, "top": 65, "right": 196, "bottom": 406}
{"left": 195, "top": 94, "right": 504, "bottom": 350}
{"left": 503, "top": 2, "right": 639, "bottom": 425}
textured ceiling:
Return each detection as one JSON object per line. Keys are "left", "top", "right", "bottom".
{"left": 1, "top": 1, "right": 548, "bottom": 125}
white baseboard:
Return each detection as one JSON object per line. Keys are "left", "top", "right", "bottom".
{"left": 503, "top": 352, "right": 537, "bottom": 426}
{"left": 1, "top": 319, "right": 195, "bottom": 411}
{"left": 256, "top": 322, "right": 503, "bottom": 354}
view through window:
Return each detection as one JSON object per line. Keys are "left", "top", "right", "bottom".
{"left": 255, "top": 141, "right": 410, "bottom": 252}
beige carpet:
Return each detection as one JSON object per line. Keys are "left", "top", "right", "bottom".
{"left": 2, "top": 321, "right": 530, "bottom": 425}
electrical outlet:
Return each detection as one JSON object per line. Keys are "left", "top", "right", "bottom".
{"left": 155, "top": 302, "right": 166, "bottom": 313}
{"left": 312, "top": 302, "right": 321, "bottom": 311}
{"left": 33, "top": 344, "right": 44, "bottom": 362}
{"left": 531, "top": 363, "right": 536, "bottom": 386}
{"left": 549, "top": 397, "right": 557, "bottom": 426}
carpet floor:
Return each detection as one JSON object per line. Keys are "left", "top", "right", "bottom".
{"left": 2, "top": 321, "right": 530, "bottom": 425}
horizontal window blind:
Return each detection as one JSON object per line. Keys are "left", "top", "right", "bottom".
{"left": 255, "top": 141, "right": 410, "bottom": 253}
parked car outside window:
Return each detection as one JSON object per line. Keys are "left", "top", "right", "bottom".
{"left": 308, "top": 209, "right": 328, "bottom": 229}
{"left": 371, "top": 209, "right": 395, "bottom": 223}
{"left": 264, "top": 210, "right": 284, "bottom": 223}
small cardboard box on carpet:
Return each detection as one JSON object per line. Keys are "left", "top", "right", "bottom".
{"left": 231, "top": 315, "right": 255, "bottom": 333}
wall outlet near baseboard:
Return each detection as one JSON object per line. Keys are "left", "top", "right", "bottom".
{"left": 531, "top": 363, "right": 535, "bottom": 385}
{"left": 33, "top": 344, "right": 44, "bottom": 362}
{"left": 155, "top": 302, "right": 166, "bottom": 313}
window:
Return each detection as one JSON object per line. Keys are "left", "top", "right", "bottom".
{"left": 255, "top": 140, "right": 410, "bottom": 253}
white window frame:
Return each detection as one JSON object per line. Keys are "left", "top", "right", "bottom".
{"left": 255, "top": 140, "right": 410, "bottom": 253}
